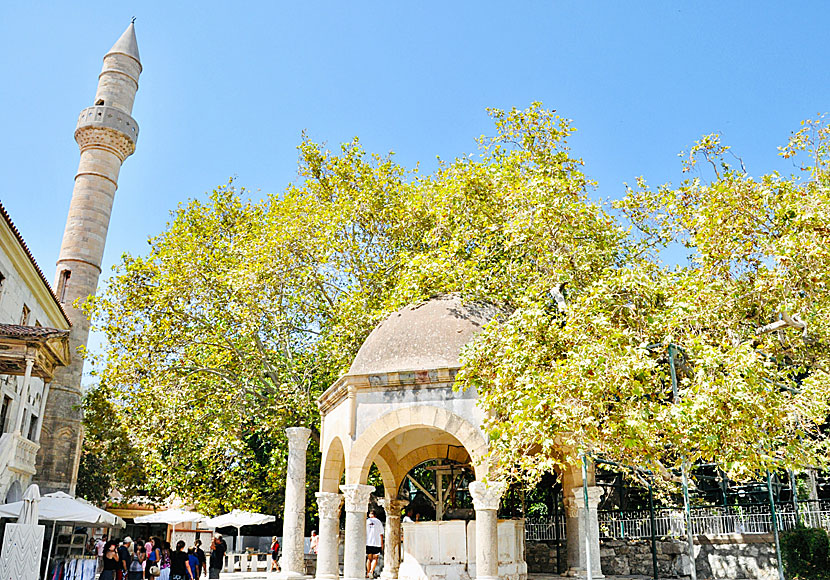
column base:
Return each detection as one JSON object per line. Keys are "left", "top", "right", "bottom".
{"left": 380, "top": 570, "right": 398, "bottom": 580}
{"left": 565, "top": 569, "right": 605, "bottom": 579}
{"left": 275, "top": 571, "right": 310, "bottom": 580}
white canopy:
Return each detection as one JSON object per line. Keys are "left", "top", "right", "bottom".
{"left": 134, "top": 508, "right": 205, "bottom": 525}
{"left": 202, "top": 509, "right": 275, "bottom": 529}
{"left": 0, "top": 491, "right": 124, "bottom": 527}
{"left": 203, "top": 509, "right": 276, "bottom": 552}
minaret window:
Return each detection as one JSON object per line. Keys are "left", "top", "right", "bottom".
{"left": 95, "top": 99, "right": 105, "bottom": 106}
{"left": 57, "top": 270, "right": 71, "bottom": 303}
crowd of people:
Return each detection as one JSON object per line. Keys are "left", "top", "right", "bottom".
{"left": 94, "top": 533, "right": 227, "bottom": 580}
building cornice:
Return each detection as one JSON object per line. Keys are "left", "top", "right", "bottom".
{"left": 0, "top": 202, "right": 71, "bottom": 328}
{"left": 317, "top": 366, "right": 460, "bottom": 416}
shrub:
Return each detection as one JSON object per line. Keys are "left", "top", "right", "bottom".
{"left": 781, "top": 526, "right": 830, "bottom": 580}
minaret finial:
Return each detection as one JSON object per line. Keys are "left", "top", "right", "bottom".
{"left": 131, "top": 16, "right": 136, "bottom": 24}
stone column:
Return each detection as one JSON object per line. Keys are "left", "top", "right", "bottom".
{"left": 469, "top": 480, "right": 507, "bottom": 580}
{"left": 14, "top": 357, "right": 34, "bottom": 435}
{"left": 315, "top": 492, "right": 343, "bottom": 580}
{"left": 340, "top": 484, "right": 374, "bottom": 580}
{"left": 279, "top": 427, "right": 312, "bottom": 579}
{"left": 564, "top": 486, "right": 604, "bottom": 579}
{"left": 379, "top": 498, "right": 409, "bottom": 580}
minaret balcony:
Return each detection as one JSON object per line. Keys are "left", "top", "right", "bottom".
{"left": 76, "top": 105, "right": 139, "bottom": 145}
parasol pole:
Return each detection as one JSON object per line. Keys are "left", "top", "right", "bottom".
{"left": 43, "top": 520, "right": 57, "bottom": 580}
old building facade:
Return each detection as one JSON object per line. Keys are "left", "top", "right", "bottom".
{"left": 0, "top": 203, "right": 71, "bottom": 503}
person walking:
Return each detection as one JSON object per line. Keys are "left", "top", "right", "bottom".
{"left": 96, "top": 535, "right": 109, "bottom": 573}
{"left": 169, "top": 540, "right": 193, "bottom": 580}
{"left": 129, "top": 544, "right": 147, "bottom": 580}
{"left": 270, "top": 536, "right": 280, "bottom": 572}
{"left": 187, "top": 548, "right": 200, "bottom": 580}
{"left": 208, "top": 534, "right": 227, "bottom": 579}
{"left": 117, "top": 537, "right": 134, "bottom": 580}
{"left": 100, "top": 540, "right": 121, "bottom": 580}
{"left": 365, "top": 510, "right": 384, "bottom": 579}
{"left": 193, "top": 540, "right": 206, "bottom": 578}
{"left": 158, "top": 541, "right": 172, "bottom": 580}
{"left": 147, "top": 536, "right": 160, "bottom": 571}
{"left": 310, "top": 531, "right": 319, "bottom": 555}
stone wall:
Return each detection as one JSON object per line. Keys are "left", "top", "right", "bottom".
{"left": 525, "top": 540, "right": 565, "bottom": 574}
{"left": 600, "top": 534, "right": 779, "bottom": 580}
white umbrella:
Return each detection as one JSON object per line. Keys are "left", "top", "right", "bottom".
{"left": 202, "top": 509, "right": 276, "bottom": 553}
{"left": 19, "top": 484, "right": 40, "bottom": 525}
{"left": 134, "top": 508, "right": 205, "bottom": 543}
{"left": 0, "top": 491, "right": 124, "bottom": 526}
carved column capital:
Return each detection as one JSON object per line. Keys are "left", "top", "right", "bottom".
{"left": 286, "top": 426, "right": 311, "bottom": 451}
{"left": 469, "top": 480, "right": 507, "bottom": 511}
{"left": 340, "top": 484, "right": 375, "bottom": 512}
{"left": 316, "top": 492, "right": 344, "bottom": 519}
{"left": 379, "top": 498, "right": 409, "bottom": 517}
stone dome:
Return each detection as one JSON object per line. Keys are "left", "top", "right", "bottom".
{"left": 348, "top": 294, "right": 503, "bottom": 376}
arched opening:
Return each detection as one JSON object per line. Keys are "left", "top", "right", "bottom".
{"left": 320, "top": 436, "right": 345, "bottom": 493}
{"left": 348, "top": 406, "right": 489, "bottom": 485}
{"left": 5, "top": 480, "right": 22, "bottom": 504}
{"left": 398, "top": 458, "right": 475, "bottom": 521}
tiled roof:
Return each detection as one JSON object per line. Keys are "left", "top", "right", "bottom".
{"left": 0, "top": 200, "right": 71, "bottom": 327}
{"left": 0, "top": 323, "right": 70, "bottom": 341}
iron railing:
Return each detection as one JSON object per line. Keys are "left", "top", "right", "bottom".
{"left": 592, "top": 499, "right": 830, "bottom": 540}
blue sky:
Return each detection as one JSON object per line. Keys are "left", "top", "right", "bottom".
{"left": 1, "top": 1, "right": 828, "bottom": 301}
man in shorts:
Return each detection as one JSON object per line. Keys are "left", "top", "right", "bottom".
{"left": 365, "top": 510, "right": 384, "bottom": 578}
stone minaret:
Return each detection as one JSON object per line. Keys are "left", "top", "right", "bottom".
{"left": 35, "top": 23, "right": 141, "bottom": 494}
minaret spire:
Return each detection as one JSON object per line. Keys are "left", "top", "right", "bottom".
{"left": 107, "top": 20, "right": 141, "bottom": 68}
{"left": 34, "top": 24, "right": 143, "bottom": 494}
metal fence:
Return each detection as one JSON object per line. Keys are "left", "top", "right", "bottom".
{"left": 525, "top": 516, "right": 566, "bottom": 541}
{"left": 592, "top": 499, "right": 830, "bottom": 540}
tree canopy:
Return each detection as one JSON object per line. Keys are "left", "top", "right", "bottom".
{"left": 79, "top": 105, "right": 830, "bottom": 509}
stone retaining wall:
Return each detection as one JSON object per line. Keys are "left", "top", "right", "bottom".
{"left": 525, "top": 540, "right": 564, "bottom": 574}
{"left": 526, "top": 535, "right": 779, "bottom": 579}
{"left": 600, "top": 534, "right": 778, "bottom": 580}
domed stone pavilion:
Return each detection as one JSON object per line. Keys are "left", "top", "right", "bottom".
{"left": 277, "top": 295, "right": 604, "bottom": 580}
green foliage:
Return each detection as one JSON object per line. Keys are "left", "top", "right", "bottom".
{"left": 84, "top": 104, "right": 830, "bottom": 510}
{"left": 76, "top": 449, "right": 111, "bottom": 506}
{"left": 781, "top": 526, "right": 830, "bottom": 580}
{"left": 458, "top": 112, "right": 830, "bottom": 486}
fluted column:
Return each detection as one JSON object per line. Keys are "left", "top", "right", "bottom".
{"left": 279, "top": 427, "right": 312, "bottom": 579}
{"left": 564, "top": 486, "right": 604, "bottom": 579}
{"left": 340, "top": 484, "right": 374, "bottom": 580}
{"left": 315, "top": 492, "right": 343, "bottom": 580}
{"left": 379, "top": 498, "right": 408, "bottom": 580}
{"left": 469, "top": 480, "right": 506, "bottom": 580}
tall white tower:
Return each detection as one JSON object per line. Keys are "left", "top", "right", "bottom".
{"left": 35, "top": 22, "right": 142, "bottom": 493}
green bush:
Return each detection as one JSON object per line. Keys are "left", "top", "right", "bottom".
{"left": 781, "top": 526, "right": 830, "bottom": 580}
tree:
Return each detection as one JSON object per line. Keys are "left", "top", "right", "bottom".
{"left": 460, "top": 114, "right": 830, "bottom": 485}
{"left": 83, "top": 104, "right": 830, "bottom": 509}
{"left": 83, "top": 138, "right": 430, "bottom": 513}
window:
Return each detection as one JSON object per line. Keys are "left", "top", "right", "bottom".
{"left": 95, "top": 99, "right": 105, "bottom": 106}
{"left": 0, "top": 395, "right": 10, "bottom": 433}
{"left": 20, "top": 304, "right": 30, "bottom": 326}
{"left": 27, "top": 413, "right": 38, "bottom": 441}
{"left": 57, "top": 270, "right": 71, "bottom": 303}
